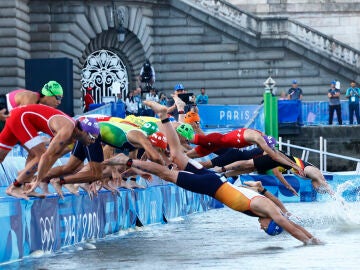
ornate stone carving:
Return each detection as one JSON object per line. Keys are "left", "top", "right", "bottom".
{"left": 81, "top": 49, "right": 128, "bottom": 103}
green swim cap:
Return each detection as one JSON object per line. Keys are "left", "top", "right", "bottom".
{"left": 41, "top": 81, "right": 63, "bottom": 96}
{"left": 176, "top": 123, "right": 194, "bottom": 140}
{"left": 140, "top": 121, "right": 159, "bottom": 136}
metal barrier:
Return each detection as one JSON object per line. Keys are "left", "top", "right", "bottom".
{"left": 278, "top": 136, "right": 360, "bottom": 173}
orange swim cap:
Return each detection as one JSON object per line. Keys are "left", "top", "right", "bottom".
{"left": 184, "top": 111, "right": 200, "bottom": 124}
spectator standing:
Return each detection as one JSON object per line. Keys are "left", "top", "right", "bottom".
{"left": 84, "top": 86, "right": 95, "bottom": 113}
{"left": 345, "top": 81, "right": 360, "bottom": 125}
{"left": 144, "top": 88, "right": 159, "bottom": 116}
{"left": 125, "top": 90, "right": 138, "bottom": 116}
{"left": 195, "top": 87, "right": 208, "bottom": 104}
{"left": 138, "top": 59, "right": 155, "bottom": 92}
{"left": 133, "top": 87, "right": 143, "bottom": 116}
{"left": 328, "top": 80, "right": 342, "bottom": 125}
{"left": 287, "top": 80, "right": 303, "bottom": 124}
{"left": 115, "top": 92, "right": 126, "bottom": 118}
{"left": 116, "top": 92, "right": 123, "bottom": 102}
{"left": 158, "top": 92, "right": 168, "bottom": 106}
{"left": 287, "top": 80, "right": 303, "bottom": 100}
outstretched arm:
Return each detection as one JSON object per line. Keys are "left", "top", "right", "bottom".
{"left": 127, "top": 130, "right": 164, "bottom": 165}
{"left": 272, "top": 168, "right": 299, "bottom": 196}
{"left": 251, "top": 134, "right": 305, "bottom": 177}
{"left": 252, "top": 199, "right": 322, "bottom": 245}
{"left": 103, "top": 153, "right": 179, "bottom": 184}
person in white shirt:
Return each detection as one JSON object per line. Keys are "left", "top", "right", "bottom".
{"left": 125, "top": 90, "right": 138, "bottom": 116}
{"left": 144, "top": 88, "right": 159, "bottom": 116}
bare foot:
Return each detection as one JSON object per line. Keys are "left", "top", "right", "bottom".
{"left": 78, "top": 183, "right": 90, "bottom": 193}
{"left": 39, "top": 182, "right": 51, "bottom": 196}
{"left": 78, "top": 183, "right": 95, "bottom": 200}
{"left": 25, "top": 180, "right": 40, "bottom": 195}
{"left": 63, "top": 184, "right": 79, "bottom": 196}
{"left": 124, "top": 167, "right": 152, "bottom": 182}
{"left": 128, "top": 181, "right": 145, "bottom": 189}
{"left": 27, "top": 191, "right": 46, "bottom": 199}
{"left": 102, "top": 180, "right": 120, "bottom": 196}
{"left": 50, "top": 178, "right": 64, "bottom": 199}
{"left": 6, "top": 184, "right": 29, "bottom": 200}
{"left": 143, "top": 101, "right": 167, "bottom": 118}
{"left": 173, "top": 95, "right": 186, "bottom": 111}
{"left": 89, "top": 182, "right": 99, "bottom": 198}
{"left": 120, "top": 179, "right": 133, "bottom": 190}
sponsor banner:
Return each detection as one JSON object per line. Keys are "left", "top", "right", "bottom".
{"left": 0, "top": 183, "right": 223, "bottom": 264}
{"left": 116, "top": 189, "right": 138, "bottom": 230}
{"left": 58, "top": 194, "right": 103, "bottom": 247}
{"left": 278, "top": 100, "right": 302, "bottom": 123}
{"left": 161, "top": 184, "right": 187, "bottom": 220}
{"left": 198, "top": 104, "right": 263, "bottom": 129}
{"left": 0, "top": 200, "right": 22, "bottom": 262}
{"left": 103, "top": 192, "right": 120, "bottom": 234}
{"left": 134, "top": 187, "right": 165, "bottom": 225}
{"left": 29, "top": 198, "right": 60, "bottom": 253}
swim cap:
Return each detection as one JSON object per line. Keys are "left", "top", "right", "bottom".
{"left": 78, "top": 117, "right": 100, "bottom": 135}
{"left": 149, "top": 132, "right": 168, "bottom": 149}
{"left": 184, "top": 111, "right": 200, "bottom": 124}
{"left": 174, "top": 83, "right": 184, "bottom": 91}
{"left": 41, "top": 81, "right": 63, "bottom": 96}
{"left": 265, "top": 220, "right": 283, "bottom": 236}
{"left": 176, "top": 123, "right": 194, "bottom": 140}
{"left": 140, "top": 121, "right": 159, "bottom": 136}
{"left": 125, "top": 115, "right": 146, "bottom": 127}
{"left": 78, "top": 114, "right": 111, "bottom": 122}
{"left": 263, "top": 135, "right": 277, "bottom": 149}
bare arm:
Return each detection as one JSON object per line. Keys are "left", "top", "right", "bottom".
{"left": 58, "top": 161, "right": 103, "bottom": 184}
{"left": 127, "top": 130, "right": 164, "bottom": 165}
{"left": 261, "top": 145, "right": 304, "bottom": 177}
{"left": 252, "top": 199, "right": 321, "bottom": 245}
{"left": 26, "top": 119, "right": 75, "bottom": 193}
{"left": 0, "top": 109, "right": 9, "bottom": 121}
{"left": 35, "top": 129, "right": 73, "bottom": 182}
{"left": 44, "top": 155, "right": 83, "bottom": 182}
{"left": 103, "top": 153, "right": 178, "bottom": 183}
{"left": 272, "top": 168, "right": 299, "bottom": 196}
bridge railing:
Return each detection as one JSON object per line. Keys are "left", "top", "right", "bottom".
{"left": 278, "top": 136, "right": 360, "bottom": 174}
{"left": 182, "top": 0, "right": 360, "bottom": 71}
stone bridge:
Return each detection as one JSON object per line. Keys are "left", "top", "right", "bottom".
{"left": 1, "top": 0, "right": 359, "bottom": 114}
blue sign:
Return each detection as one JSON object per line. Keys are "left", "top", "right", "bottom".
{"left": 198, "top": 104, "right": 263, "bottom": 129}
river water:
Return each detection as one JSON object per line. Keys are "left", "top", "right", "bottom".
{"left": 2, "top": 198, "right": 360, "bottom": 270}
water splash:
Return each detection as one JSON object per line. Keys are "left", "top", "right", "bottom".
{"left": 293, "top": 179, "right": 360, "bottom": 232}
{"left": 328, "top": 180, "right": 360, "bottom": 227}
